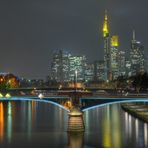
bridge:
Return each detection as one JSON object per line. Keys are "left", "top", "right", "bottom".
{"left": 0, "top": 96, "right": 71, "bottom": 112}
{"left": 0, "top": 95, "right": 147, "bottom": 110}
{"left": 80, "top": 97, "right": 148, "bottom": 111}
{"left": 0, "top": 93, "right": 148, "bottom": 132}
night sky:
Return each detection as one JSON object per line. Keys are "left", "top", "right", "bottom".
{"left": 0, "top": 0, "right": 147, "bottom": 79}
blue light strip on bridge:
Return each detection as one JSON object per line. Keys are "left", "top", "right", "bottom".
{"left": 0, "top": 97, "right": 70, "bottom": 112}
{"left": 82, "top": 99, "right": 148, "bottom": 112}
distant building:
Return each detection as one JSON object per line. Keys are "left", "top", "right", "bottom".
{"left": 94, "top": 61, "right": 105, "bottom": 81}
{"left": 110, "top": 35, "right": 119, "bottom": 79}
{"left": 51, "top": 49, "right": 71, "bottom": 82}
{"left": 118, "top": 51, "right": 126, "bottom": 76}
{"left": 130, "top": 31, "right": 144, "bottom": 75}
{"left": 85, "top": 63, "right": 94, "bottom": 82}
{"left": 69, "top": 56, "right": 86, "bottom": 81}
{"left": 19, "top": 78, "right": 45, "bottom": 87}
{"left": 51, "top": 49, "right": 86, "bottom": 82}
{"left": 144, "top": 58, "right": 148, "bottom": 72}
{"left": 125, "top": 60, "right": 131, "bottom": 76}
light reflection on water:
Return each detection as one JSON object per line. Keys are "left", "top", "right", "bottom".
{"left": 128, "top": 113, "right": 132, "bottom": 138}
{"left": 7, "top": 102, "right": 12, "bottom": 143}
{"left": 0, "top": 102, "right": 4, "bottom": 141}
{"left": 102, "top": 105, "right": 111, "bottom": 147}
{"left": 27, "top": 101, "right": 32, "bottom": 140}
{"left": 84, "top": 104, "right": 148, "bottom": 148}
{"left": 135, "top": 119, "right": 139, "bottom": 141}
{"left": 67, "top": 132, "right": 84, "bottom": 148}
{"left": 144, "top": 123, "right": 148, "bottom": 147}
{"left": 0, "top": 101, "right": 147, "bottom": 148}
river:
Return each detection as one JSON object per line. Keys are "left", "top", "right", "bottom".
{"left": 0, "top": 100, "right": 147, "bottom": 148}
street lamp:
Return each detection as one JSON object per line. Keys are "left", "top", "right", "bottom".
{"left": 75, "top": 70, "right": 78, "bottom": 91}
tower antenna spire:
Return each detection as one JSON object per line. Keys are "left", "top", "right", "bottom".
{"left": 105, "top": 9, "right": 108, "bottom": 20}
{"left": 133, "top": 30, "right": 136, "bottom": 40}
{"left": 103, "top": 9, "right": 109, "bottom": 37}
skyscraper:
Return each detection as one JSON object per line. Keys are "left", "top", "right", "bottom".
{"left": 85, "top": 63, "right": 94, "bottom": 82}
{"left": 144, "top": 58, "right": 148, "bottom": 72}
{"left": 118, "top": 51, "right": 126, "bottom": 76}
{"left": 69, "top": 56, "right": 86, "bottom": 81}
{"left": 125, "top": 60, "right": 131, "bottom": 76}
{"left": 51, "top": 49, "right": 71, "bottom": 82}
{"left": 51, "top": 49, "right": 87, "bottom": 82}
{"left": 94, "top": 61, "right": 106, "bottom": 81}
{"left": 130, "top": 30, "right": 144, "bottom": 75}
{"left": 110, "top": 35, "right": 119, "bottom": 79}
{"left": 103, "top": 10, "right": 111, "bottom": 81}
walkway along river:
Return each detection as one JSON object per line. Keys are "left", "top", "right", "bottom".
{"left": 121, "top": 103, "right": 148, "bottom": 123}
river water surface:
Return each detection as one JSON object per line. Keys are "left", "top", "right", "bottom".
{"left": 0, "top": 100, "right": 147, "bottom": 148}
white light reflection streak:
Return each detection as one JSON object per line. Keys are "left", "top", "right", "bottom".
{"left": 144, "top": 123, "right": 148, "bottom": 147}
{"left": 27, "top": 101, "right": 32, "bottom": 140}
{"left": 125, "top": 112, "right": 129, "bottom": 137}
{"left": 135, "top": 119, "right": 139, "bottom": 141}
{"left": 7, "top": 102, "right": 12, "bottom": 143}
{"left": 85, "top": 111, "right": 89, "bottom": 130}
{"left": 128, "top": 114, "right": 132, "bottom": 138}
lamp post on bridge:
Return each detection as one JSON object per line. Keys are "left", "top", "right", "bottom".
{"left": 74, "top": 70, "right": 79, "bottom": 106}
{"left": 67, "top": 70, "right": 85, "bottom": 132}
{"left": 75, "top": 70, "right": 78, "bottom": 92}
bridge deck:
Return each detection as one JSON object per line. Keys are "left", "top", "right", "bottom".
{"left": 0, "top": 96, "right": 148, "bottom": 112}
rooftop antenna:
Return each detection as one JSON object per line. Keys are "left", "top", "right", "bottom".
{"left": 133, "top": 30, "right": 136, "bottom": 40}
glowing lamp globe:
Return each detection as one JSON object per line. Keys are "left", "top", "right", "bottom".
{"left": 38, "top": 93, "right": 44, "bottom": 99}
{"left": 0, "top": 93, "right": 3, "bottom": 98}
{"left": 5, "top": 93, "right": 11, "bottom": 98}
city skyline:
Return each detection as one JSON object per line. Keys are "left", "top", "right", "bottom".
{"left": 0, "top": 0, "right": 148, "bottom": 79}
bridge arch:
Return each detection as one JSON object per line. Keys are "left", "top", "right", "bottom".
{"left": 0, "top": 97, "right": 70, "bottom": 112}
{"left": 82, "top": 99, "right": 148, "bottom": 112}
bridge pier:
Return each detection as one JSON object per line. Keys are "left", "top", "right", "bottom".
{"left": 67, "top": 107, "right": 85, "bottom": 132}
{"left": 67, "top": 132, "right": 84, "bottom": 148}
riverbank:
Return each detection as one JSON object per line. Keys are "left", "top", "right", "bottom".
{"left": 121, "top": 103, "right": 148, "bottom": 123}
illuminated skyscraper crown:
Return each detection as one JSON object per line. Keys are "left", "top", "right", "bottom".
{"left": 111, "top": 35, "right": 119, "bottom": 47}
{"left": 103, "top": 10, "right": 109, "bottom": 37}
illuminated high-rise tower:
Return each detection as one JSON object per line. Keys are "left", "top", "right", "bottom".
{"left": 51, "top": 49, "right": 71, "bottom": 82}
{"left": 130, "top": 30, "right": 144, "bottom": 75}
{"left": 103, "top": 10, "right": 111, "bottom": 81}
{"left": 110, "top": 35, "right": 119, "bottom": 79}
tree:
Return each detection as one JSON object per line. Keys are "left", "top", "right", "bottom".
{"left": 0, "top": 81, "right": 10, "bottom": 92}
